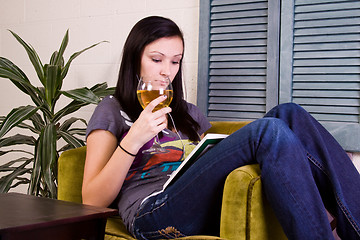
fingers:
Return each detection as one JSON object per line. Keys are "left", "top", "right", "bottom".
{"left": 129, "top": 95, "right": 171, "bottom": 146}
{"left": 152, "top": 112, "right": 168, "bottom": 128}
{"left": 145, "top": 95, "right": 171, "bottom": 114}
{"left": 144, "top": 106, "right": 169, "bottom": 131}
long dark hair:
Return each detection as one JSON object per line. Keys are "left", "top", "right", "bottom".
{"left": 114, "top": 16, "right": 200, "bottom": 141}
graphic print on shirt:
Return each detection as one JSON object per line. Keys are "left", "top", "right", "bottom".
{"left": 125, "top": 139, "right": 187, "bottom": 182}
{"left": 120, "top": 109, "right": 133, "bottom": 127}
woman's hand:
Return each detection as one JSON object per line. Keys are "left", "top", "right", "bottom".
{"left": 121, "top": 95, "right": 172, "bottom": 153}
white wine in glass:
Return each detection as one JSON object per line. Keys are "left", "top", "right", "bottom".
{"left": 137, "top": 89, "right": 173, "bottom": 111}
{"left": 136, "top": 76, "right": 173, "bottom": 154}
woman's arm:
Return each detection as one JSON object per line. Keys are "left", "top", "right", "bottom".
{"left": 82, "top": 129, "right": 135, "bottom": 207}
{"left": 82, "top": 96, "right": 171, "bottom": 207}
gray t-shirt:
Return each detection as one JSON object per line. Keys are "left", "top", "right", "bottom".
{"left": 86, "top": 95, "right": 211, "bottom": 233}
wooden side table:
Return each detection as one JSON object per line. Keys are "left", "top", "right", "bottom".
{"left": 0, "top": 192, "right": 118, "bottom": 240}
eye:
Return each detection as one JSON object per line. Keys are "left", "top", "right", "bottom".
{"left": 172, "top": 61, "right": 180, "bottom": 65}
{"left": 152, "top": 58, "right": 161, "bottom": 63}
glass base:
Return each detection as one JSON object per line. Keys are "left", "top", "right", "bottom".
{"left": 142, "top": 144, "right": 169, "bottom": 154}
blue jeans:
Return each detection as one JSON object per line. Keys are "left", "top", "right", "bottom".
{"left": 132, "top": 103, "right": 360, "bottom": 240}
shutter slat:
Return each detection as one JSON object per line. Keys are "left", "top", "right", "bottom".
{"left": 295, "top": 26, "right": 360, "bottom": 35}
{"left": 211, "top": 10, "right": 267, "bottom": 20}
{"left": 211, "top": 24, "right": 267, "bottom": 34}
{"left": 294, "top": 97, "right": 360, "bottom": 106}
{"left": 212, "top": 2, "right": 267, "bottom": 13}
{"left": 210, "top": 61, "right": 266, "bottom": 69}
{"left": 212, "top": 0, "right": 267, "bottom": 6}
{"left": 211, "top": 17, "right": 267, "bottom": 27}
{"left": 293, "top": 74, "right": 360, "bottom": 81}
{"left": 297, "top": 105, "right": 359, "bottom": 115}
{"left": 210, "top": 69, "right": 266, "bottom": 75}
{"left": 293, "top": 82, "right": 360, "bottom": 90}
{"left": 294, "top": 41, "right": 360, "bottom": 49}
{"left": 308, "top": 113, "right": 359, "bottom": 123}
{"left": 295, "top": 9, "right": 360, "bottom": 21}
{"left": 209, "top": 97, "right": 266, "bottom": 104}
{"left": 294, "top": 58, "right": 360, "bottom": 66}
{"left": 209, "top": 90, "right": 266, "bottom": 97}
{"left": 295, "top": 17, "right": 360, "bottom": 28}
{"left": 209, "top": 82, "right": 266, "bottom": 89}
{"left": 295, "top": 1, "right": 360, "bottom": 13}
{"left": 294, "top": 33, "right": 360, "bottom": 44}
{"left": 211, "top": 39, "right": 266, "bottom": 47}
{"left": 293, "top": 66, "right": 360, "bottom": 74}
{"left": 296, "top": 0, "right": 355, "bottom": 5}
{"left": 209, "top": 104, "right": 265, "bottom": 112}
{"left": 209, "top": 76, "right": 266, "bottom": 82}
{"left": 294, "top": 50, "right": 360, "bottom": 58}
{"left": 211, "top": 32, "right": 267, "bottom": 41}
{"left": 293, "top": 90, "right": 359, "bottom": 98}
{"left": 210, "top": 54, "right": 267, "bottom": 61}
{"left": 210, "top": 46, "right": 267, "bottom": 54}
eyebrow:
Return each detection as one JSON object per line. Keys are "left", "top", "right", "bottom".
{"left": 150, "top": 51, "right": 183, "bottom": 57}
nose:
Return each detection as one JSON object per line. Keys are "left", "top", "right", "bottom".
{"left": 160, "top": 61, "right": 171, "bottom": 77}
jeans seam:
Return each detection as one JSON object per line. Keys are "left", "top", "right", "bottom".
{"left": 258, "top": 137, "right": 322, "bottom": 237}
{"left": 307, "top": 152, "right": 360, "bottom": 237}
{"left": 335, "top": 194, "right": 360, "bottom": 237}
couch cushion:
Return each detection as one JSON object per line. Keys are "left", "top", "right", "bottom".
{"left": 105, "top": 216, "right": 135, "bottom": 239}
{"left": 58, "top": 146, "right": 86, "bottom": 203}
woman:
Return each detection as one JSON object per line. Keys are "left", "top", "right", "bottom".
{"left": 82, "top": 16, "right": 360, "bottom": 239}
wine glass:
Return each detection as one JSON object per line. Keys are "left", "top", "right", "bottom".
{"left": 137, "top": 76, "right": 173, "bottom": 154}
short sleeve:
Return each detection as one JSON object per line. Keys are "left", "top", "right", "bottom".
{"left": 86, "top": 95, "right": 132, "bottom": 141}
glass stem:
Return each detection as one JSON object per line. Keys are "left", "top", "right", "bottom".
{"left": 154, "top": 134, "right": 161, "bottom": 146}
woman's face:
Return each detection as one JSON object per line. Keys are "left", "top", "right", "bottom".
{"left": 140, "top": 36, "right": 183, "bottom": 82}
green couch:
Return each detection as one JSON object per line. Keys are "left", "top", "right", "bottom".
{"left": 57, "top": 121, "right": 287, "bottom": 240}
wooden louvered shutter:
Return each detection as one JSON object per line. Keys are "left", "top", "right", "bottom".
{"left": 279, "top": 0, "right": 360, "bottom": 151}
{"left": 198, "top": 0, "right": 280, "bottom": 121}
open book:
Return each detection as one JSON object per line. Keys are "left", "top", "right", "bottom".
{"left": 141, "top": 133, "right": 228, "bottom": 204}
{"left": 163, "top": 133, "right": 228, "bottom": 189}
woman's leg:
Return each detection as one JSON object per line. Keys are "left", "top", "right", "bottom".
{"left": 264, "top": 103, "right": 360, "bottom": 239}
{"left": 133, "top": 114, "right": 336, "bottom": 239}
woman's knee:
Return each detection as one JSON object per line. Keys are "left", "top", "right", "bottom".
{"left": 279, "top": 102, "right": 304, "bottom": 112}
{"left": 249, "top": 117, "right": 290, "bottom": 138}
{"left": 265, "top": 102, "right": 309, "bottom": 120}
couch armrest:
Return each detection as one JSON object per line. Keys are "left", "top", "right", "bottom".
{"left": 58, "top": 146, "right": 86, "bottom": 203}
{"left": 220, "top": 164, "right": 286, "bottom": 240}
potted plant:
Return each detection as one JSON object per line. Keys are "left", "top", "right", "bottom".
{"left": 0, "top": 30, "right": 114, "bottom": 198}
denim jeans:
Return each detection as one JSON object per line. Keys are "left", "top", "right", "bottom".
{"left": 132, "top": 103, "right": 360, "bottom": 240}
